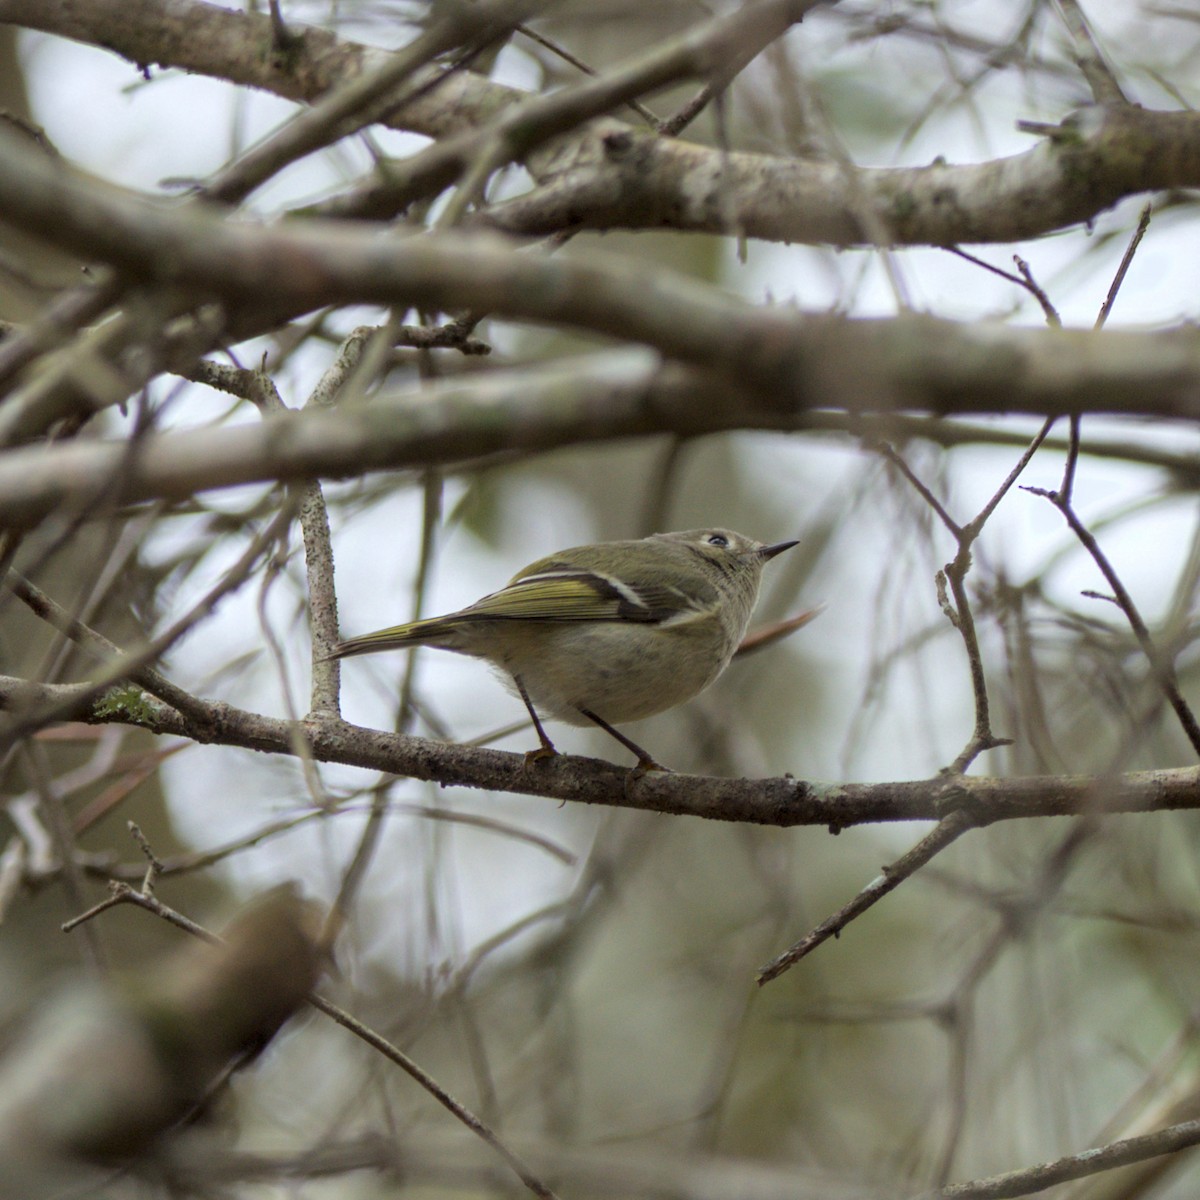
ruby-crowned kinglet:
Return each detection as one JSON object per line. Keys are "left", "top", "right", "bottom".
{"left": 329, "top": 529, "right": 798, "bottom": 772}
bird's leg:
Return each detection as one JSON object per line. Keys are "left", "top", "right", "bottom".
{"left": 578, "top": 708, "right": 669, "bottom": 778}
{"left": 514, "top": 675, "right": 558, "bottom": 767}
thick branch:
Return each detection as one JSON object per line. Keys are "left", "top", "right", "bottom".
{"left": 0, "top": 347, "right": 1198, "bottom": 527}
{"left": 0, "top": 0, "right": 514, "bottom": 140}
{"left": 0, "top": 130, "right": 1199, "bottom": 434}
{"left": 4, "top": 0, "right": 1199, "bottom": 245}
{"left": 478, "top": 106, "right": 1200, "bottom": 246}
{"left": 1, "top": 674, "right": 1199, "bottom": 827}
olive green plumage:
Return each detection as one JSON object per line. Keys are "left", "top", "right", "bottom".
{"left": 330, "top": 529, "right": 797, "bottom": 770}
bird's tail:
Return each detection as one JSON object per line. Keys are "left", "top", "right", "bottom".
{"left": 326, "top": 614, "right": 462, "bottom": 660}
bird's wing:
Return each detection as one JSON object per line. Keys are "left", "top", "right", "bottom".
{"left": 462, "top": 569, "right": 694, "bottom": 624}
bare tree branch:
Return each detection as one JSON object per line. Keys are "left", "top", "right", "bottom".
{"left": 0, "top": 340, "right": 1197, "bottom": 530}
{"left": 4, "top": 1, "right": 1199, "bottom": 245}
{"left": 2, "top": 672, "right": 1199, "bottom": 828}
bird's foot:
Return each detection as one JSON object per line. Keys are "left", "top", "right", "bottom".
{"left": 630, "top": 757, "right": 670, "bottom": 780}
{"left": 522, "top": 745, "right": 559, "bottom": 771}
{"left": 624, "top": 757, "right": 669, "bottom": 799}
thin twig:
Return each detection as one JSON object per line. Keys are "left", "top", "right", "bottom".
{"left": 944, "top": 246, "right": 1025, "bottom": 288}
{"left": 1024, "top": 206, "right": 1198, "bottom": 751}
{"left": 659, "top": 81, "right": 718, "bottom": 137}
{"left": 964, "top": 418, "right": 1055, "bottom": 542}
{"left": 0, "top": 502, "right": 299, "bottom": 750}
{"left": 875, "top": 438, "right": 1022, "bottom": 773}
{"left": 1096, "top": 202, "right": 1153, "bottom": 330}
{"left": 1025, "top": 485, "right": 1200, "bottom": 757}
{"left": 875, "top": 442, "right": 962, "bottom": 536}
{"left": 319, "top": 787, "right": 389, "bottom": 954}
{"left": 940, "top": 546, "right": 1014, "bottom": 775}
{"left": 1052, "top": 0, "right": 1128, "bottom": 104}
{"left": 87, "top": 799, "right": 575, "bottom": 882}
{"left": 252, "top": 502, "right": 331, "bottom": 810}
{"left": 6, "top": 570, "right": 215, "bottom": 728}
{"left": 1011, "top": 255, "right": 1062, "bottom": 327}
{"left": 515, "top": 22, "right": 662, "bottom": 128}
{"left": 24, "top": 741, "right": 108, "bottom": 971}
{"left": 921, "top": 1115, "right": 1200, "bottom": 1199}
{"left": 398, "top": 469, "right": 444, "bottom": 732}
{"left": 0, "top": 273, "right": 122, "bottom": 393}
{"left": 267, "top": 0, "right": 291, "bottom": 50}
{"left": 1057, "top": 204, "right": 1152, "bottom": 506}
{"left": 308, "top": 993, "right": 560, "bottom": 1200}
{"left": 931, "top": 819, "right": 1096, "bottom": 1183}
{"left": 757, "top": 809, "right": 978, "bottom": 984}
{"left": 126, "top": 820, "right": 162, "bottom": 895}
{"left": 870, "top": 247, "right": 1064, "bottom": 773}
{"left": 203, "top": 0, "right": 543, "bottom": 206}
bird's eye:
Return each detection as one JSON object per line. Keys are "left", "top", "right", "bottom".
{"left": 706, "top": 533, "right": 729, "bottom": 548}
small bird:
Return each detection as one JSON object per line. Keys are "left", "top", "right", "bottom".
{"left": 328, "top": 529, "right": 798, "bottom": 772}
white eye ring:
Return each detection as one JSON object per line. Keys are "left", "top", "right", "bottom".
{"left": 706, "top": 534, "right": 729, "bottom": 547}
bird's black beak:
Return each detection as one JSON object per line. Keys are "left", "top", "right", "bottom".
{"left": 758, "top": 539, "right": 799, "bottom": 561}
